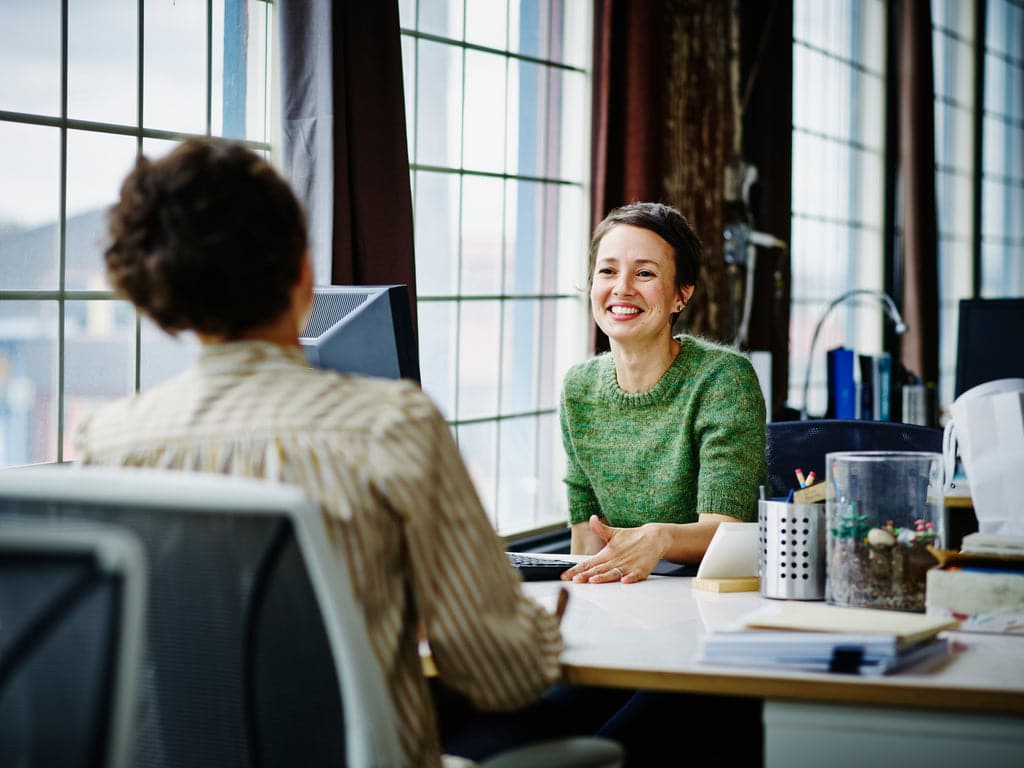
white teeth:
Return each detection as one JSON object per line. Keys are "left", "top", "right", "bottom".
{"left": 610, "top": 306, "right": 640, "bottom": 316}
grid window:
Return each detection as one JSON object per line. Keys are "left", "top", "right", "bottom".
{"left": 790, "top": 0, "right": 888, "bottom": 416}
{"left": 932, "top": 0, "right": 978, "bottom": 409}
{"left": 980, "top": 0, "right": 1024, "bottom": 298}
{"left": 0, "top": 0, "right": 274, "bottom": 468}
{"left": 400, "top": 0, "right": 591, "bottom": 536}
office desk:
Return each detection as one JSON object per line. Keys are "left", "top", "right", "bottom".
{"left": 522, "top": 566, "right": 1024, "bottom": 768}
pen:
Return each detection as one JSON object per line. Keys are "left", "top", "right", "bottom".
{"left": 795, "top": 468, "right": 806, "bottom": 488}
{"left": 785, "top": 488, "right": 795, "bottom": 503}
{"left": 805, "top": 471, "right": 817, "bottom": 486}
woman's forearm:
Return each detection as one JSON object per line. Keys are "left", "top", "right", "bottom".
{"left": 646, "top": 513, "right": 742, "bottom": 564}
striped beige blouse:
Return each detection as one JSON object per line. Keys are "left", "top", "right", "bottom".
{"left": 74, "top": 340, "right": 563, "bottom": 767}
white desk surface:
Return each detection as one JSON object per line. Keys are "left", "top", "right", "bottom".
{"left": 519, "top": 554, "right": 1024, "bottom": 717}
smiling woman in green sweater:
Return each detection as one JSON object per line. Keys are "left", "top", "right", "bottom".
{"left": 560, "top": 202, "right": 767, "bottom": 583}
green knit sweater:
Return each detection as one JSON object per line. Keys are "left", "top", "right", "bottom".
{"left": 560, "top": 335, "right": 767, "bottom": 527}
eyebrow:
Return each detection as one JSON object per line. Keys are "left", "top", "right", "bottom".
{"left": 595, "top": 257, "right": 662, "bottom": 267}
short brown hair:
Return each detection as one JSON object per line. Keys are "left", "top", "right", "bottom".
{"left": 104, "top": 137, "right": 308, "bottom": 337}
{"left": 587, "top": 202, "right": 701, "bottom": 293}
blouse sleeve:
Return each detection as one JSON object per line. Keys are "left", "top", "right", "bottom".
{"left": 373, "top": 394, "right": 563, "bottom": 711}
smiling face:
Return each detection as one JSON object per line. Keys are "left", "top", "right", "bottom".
{"left": 590, "top": 224, "right": 693, "bottom": 351}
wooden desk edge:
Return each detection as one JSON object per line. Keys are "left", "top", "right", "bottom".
{"left": 560, "top": 665, "right": 1024, "bottom": 717}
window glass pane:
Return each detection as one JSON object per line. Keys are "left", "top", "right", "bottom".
{"left": 558, "top": 1, "right": 588, "bottom": 69}
{"left": 68, "top": 0, "right": 138, "bottom": 126}
{"left": 0, "top": 124, "right": 60, "bottom": 290}
{"left": 509, "top": 0, "right": 549, "bottom": 59}
{"left": 504, "top": 179, "right": 544, "bottom": 294}
{"left": 0, "top": 301, "right": 58, "bottom": 467}
{"left": 140, "top": 318, "right": 199, "bottom": 389}
{"left": 65, "top": 131, "right": 139, "bottom": 291}
{"left": 399, "top": 0, "right": 415, "bottom": 29}
{"left": 506, "top": 59, "right": 548, "bottom": 178}
{"left": 555, "top": 184, "right": 587, "bottom": 292}
{"left": 418, "top": 300, "right": 457, "bottom": 420}
{"left": 457, "top": 420, "right": 497, "bottom": 525}
{"left": 466, "top": 0, "right": 507, "bottom": 50}
{"left": 0, "top": 0, "right": 61, "bottom": 116}
{"left": 413, "top": 171, "right": 460, "bottom": 296}
{"left": 457, "top": 300, "right": 501, "bottom": 420}
{"left": 461, "top": 175, "right": 504, "bottom": 296}
{"left": 144, "top": 0, "right": 207, "bottom": 133}
{"left": 401, "top": 35, "right": 417, "bottom": 161}
{"left": 500, "top": 299, "right": 539, "bottom": 414}
{"left": 933, "top": 0, "right": 976, "bottom": 41}
{"left": 463, "top": 50, "right": 507, "bottom": 173}
{"left": 419, "top": 0, "right": 464, "bottom": 40}
{"left": 558, "top": 69, "right": 587, "bottom": 182}
{"left": 935, "top": 171, "right": 974, "bottom": 239}
{"left": 211, "top": 0, "right": 271, "bottom": 140}
{"left": 63, "top": 299, "right": 135, "bottom": 462}
{"left": 142, "top": 136, "right": 184, "bottom": 160}
{"left": 496, "top": 415, "right": 536, "bottom": 533}
{"left": 416, "top": 40, "right": 463, "bottom": 168}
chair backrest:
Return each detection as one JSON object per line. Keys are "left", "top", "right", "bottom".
{"left": 0, "top": 466, "right": 404, "bottom": 768}
{"left": 0, "top": 520, "right": 145, "bottom": 768}
{"left": 765, "top": 420, "right": 944, "bottom": 498}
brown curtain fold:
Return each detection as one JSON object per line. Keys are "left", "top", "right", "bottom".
{"left": 897, "top": 0, "right": 940, "bottom": 388}
{"left": 279, "top": 0, "right": 417, "bottom": 330}
{"left": 591, "top": 0, "right": 737, "bottom": 353}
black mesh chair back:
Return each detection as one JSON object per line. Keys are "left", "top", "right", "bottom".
{"left": 765, "top": 420, "right": 944, "bottom": 498}
{"left": 0, "top": 466, "right": 403, "bottom": 768}
{"left": 0, "top": 521, "right": 145, "bottom": 768}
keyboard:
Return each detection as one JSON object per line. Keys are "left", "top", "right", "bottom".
{"left": 507, "top": 552, "right": 576, "bottom": 581}
{"left": 507, "top": 552, "right": 698, "bottom": 581}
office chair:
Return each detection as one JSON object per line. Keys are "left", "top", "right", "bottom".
{"left": 0, "top": 466, "right": 623, "bottom": 768}
{"left": 765, "top": 419, "right": 943, "bottom": 498}
{"left": 0, "top": 520, "right": 146, "bottom": 768}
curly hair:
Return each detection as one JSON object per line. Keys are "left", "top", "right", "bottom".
{"left": 587, "top": 202, "right": 702, "bottom": 292}
{"left": 104, "top": 137, "right": 308, "bottom": 337}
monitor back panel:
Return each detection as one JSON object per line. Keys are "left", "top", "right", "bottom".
{"left": 955, "top": 297, "right": 1024, "bottom": 398}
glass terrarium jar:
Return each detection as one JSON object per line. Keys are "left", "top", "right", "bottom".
{"left": 825, "top": 451, "right": 944, "bottom": 612}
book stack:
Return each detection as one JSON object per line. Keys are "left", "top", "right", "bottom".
{"left": 826, "top": 347, "right": 893, "bottom": 421}
{"left": 698, "top": 602, "right": 957, "bottom": 676}
{"left": 926, "top": 534, "right": 1024, "bottom": 634}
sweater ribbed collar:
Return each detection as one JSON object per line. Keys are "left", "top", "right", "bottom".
{"left": 600, "top": 336, "right": 691, "bottom": 407}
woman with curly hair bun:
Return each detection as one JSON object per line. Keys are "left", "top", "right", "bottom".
{"left": 75, "top": 137, "right": 570, "bottom": 768}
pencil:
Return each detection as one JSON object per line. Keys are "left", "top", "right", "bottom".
{"left": 805, "top": 470, "right": 817, "bottom": 486}
{"left": 795, "top": 468, "right": 806, "bottom": 488}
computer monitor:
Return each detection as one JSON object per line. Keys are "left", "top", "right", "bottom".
{"left": 300, "top": 284, "right": 420, "bottom": 383}
{"left": 954, "top": 298, "right": 1024, "bottom": 398}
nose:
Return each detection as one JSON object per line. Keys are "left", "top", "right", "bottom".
{"left": 612, "top": 272, "right": 634, "bottom": 295}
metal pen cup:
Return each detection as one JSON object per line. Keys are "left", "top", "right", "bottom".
{"left": 758, "top": 500, "right": 826, "bottom": 600}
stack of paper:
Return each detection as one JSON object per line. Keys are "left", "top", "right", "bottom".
{"left": 698, "top": 602, "right": 958, "bottom": 676}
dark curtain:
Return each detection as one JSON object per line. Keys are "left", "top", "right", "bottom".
{"left": 279, "top": 0, "right": 417, "bottom": 330}
{"left": 591, "top": 0, "right": 737, "bottom": 352}
{"left": 896, "top": 0, "right": 940, "bottom": 389}
{"left": 590, "top": 0, "right": 796, "bottom": 419}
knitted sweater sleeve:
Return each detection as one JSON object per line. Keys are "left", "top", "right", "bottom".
{"left": 560, "top": 382, "right": 602, "bottom": 524}
{"left": 692, "top": 353, "right": 767, "bottom": 521}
